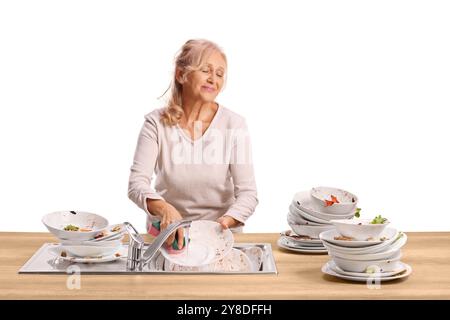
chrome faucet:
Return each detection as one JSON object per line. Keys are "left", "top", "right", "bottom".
{"left": 124, "top": 220, "right": 192, "bottom": 271}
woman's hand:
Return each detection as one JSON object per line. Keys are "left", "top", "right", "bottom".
{"left": 147, "top": 199, "right": 184, "bottom": 249}
{"left": 217, "top": 215, "right": 240, "bottom": 230}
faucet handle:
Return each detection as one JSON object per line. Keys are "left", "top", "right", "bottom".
{"left": 123, "top": 222, "right": 145, "bottom": 271}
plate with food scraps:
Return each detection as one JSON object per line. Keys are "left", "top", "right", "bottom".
{"left": 322, "top": 261, "right": 412, "bottom": 282}
{"left": 160, "top": 220, "right": 234, "bottom": 267}
{"left": 319, "top": 229, "right": 392, "bottom": 248}
{"left": 281, "top": 230, "right": 323, "bottom": 245}
{"left": 277, "top": 237, "right": 328, "bottom": 254}
{"left": 280, "top": 230, "right": 323, "bottom": 247}
{"left": 164, "top": 248, "right": 253, "bottom": 272}
{"left": 48, "top": 244, "right": 126, "bottom": 263}
{"left": 327, "top": 260, "right": 408, "bottom": 278}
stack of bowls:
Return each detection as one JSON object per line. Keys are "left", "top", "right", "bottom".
{"left": 319, "top": 219, "right": 412, "bottom": 282}
{"left": 282, "top": 187, "right": 358, "bottom": 253}
{"left": 42, "top": 210, "right": 125, "bottom": 261}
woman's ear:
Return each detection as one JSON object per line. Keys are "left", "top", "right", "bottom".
{"left": 175, "top": 68, "right": 185, "bottom": 84}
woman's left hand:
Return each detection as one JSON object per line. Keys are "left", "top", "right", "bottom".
{"left": 217, "top": 216, "right": 240, "bottom": 229}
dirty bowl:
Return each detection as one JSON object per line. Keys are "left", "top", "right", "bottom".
{"left": 42, "top": 211, "right": 109, "bottom": 241}
{"left": 310, "top": 186, "right": 358, "bottom": 214}
{"left": 62, "top": 244, "right": 122, "bottom": 258}
{"left": 289, "top": 222, "right": 335, "bottom": 239}
{"left": 329, "top": 218, "right": 390, "bottom": 241}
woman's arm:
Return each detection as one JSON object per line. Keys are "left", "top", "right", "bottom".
{"left": 128, "top": 116, "right": 184, "bottom": 246}
{"left": 128, "top": 116, "right": 164, "bottom": 217}
{"left": 222, "top": 118, "right": 259, "bottom": 227}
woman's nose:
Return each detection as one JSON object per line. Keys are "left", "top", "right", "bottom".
{"left": 207, "top": 73, "right": 216, "bottom": 84}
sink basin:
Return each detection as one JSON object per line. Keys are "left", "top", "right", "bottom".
{"left": 19, "top": 243, "right": 278, "bottom": 275}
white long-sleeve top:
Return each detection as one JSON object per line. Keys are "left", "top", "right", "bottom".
{"left": 128, "top": 105, "right": 258, "bottom": 231}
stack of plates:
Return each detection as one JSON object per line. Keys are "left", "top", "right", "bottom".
{"left": 277, "top": 230, "right": 327, "bottom": 253}
{"left": 279, "top": 188, "right": 357, "bottom": 253}
{"left": 42, "top": 210, "right": 126, "bottom": 263}
{"left": 319, "top": 228, "right": 412, "bottom": 282}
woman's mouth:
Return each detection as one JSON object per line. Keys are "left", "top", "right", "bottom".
{"left": 201, "top": 86, "right": 215, "bottom": 93}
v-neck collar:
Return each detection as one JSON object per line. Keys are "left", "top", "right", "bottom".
{"left": 176, "top": 104, "right": 222, "bottom": 144}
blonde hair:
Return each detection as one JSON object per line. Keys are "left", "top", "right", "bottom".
{"left": 160, "top": 39, "right": 227, "bottom": 126}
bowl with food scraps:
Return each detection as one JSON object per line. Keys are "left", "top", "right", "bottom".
{"left": 42, "top": 210, "right": 109, "bottom": 241}
{"left": 310, "top": 186, "right": 358, "bottom": 214}
{"left": 329, "top": 215, "right": 390, "bottom": 241}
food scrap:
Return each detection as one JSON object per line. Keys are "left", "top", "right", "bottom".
{"left": 94, "top": 232, "right": 105, "bottom": 239}
{"left": 324, "top": 195, "right": 340, "bottom": 207}
{"left": 60, "top": 251, "right": 67, "bottom": 257}
{"left": 334, "top": 235, "right": 355, "bottom": 241}
{"left": 64, "top": 224, "right": 79, "bottom": 231}
{"left": 354, "top": 207, "right": 361, "bottom": 218}
{"left": 370, "top": 215, "right": 388, "bottom": 224}
{"left": 111, "top": 225, "right": 121, "bottom": 232}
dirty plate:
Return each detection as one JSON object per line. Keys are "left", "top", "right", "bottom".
{"left": 48, "top": 244, "right": 126, "bottom": 263}
{"left": 163, "top": 248, "right": 253, "bottom": 272}
{"left": 160, "top": 220, "right": 234, "bottom": 267}
{"left": 322, "top": 260, "right": 412, "bottom": 282}
{"left": 277, "top": 237, "right": 327, "bottom": 254}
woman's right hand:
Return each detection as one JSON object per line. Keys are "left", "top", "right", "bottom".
{"left": 147, "top": 199, "right": 184, "bottom": 249}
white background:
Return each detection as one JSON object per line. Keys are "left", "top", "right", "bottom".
{"left": 1, "top": 0, "right": 449, "bottom": 233}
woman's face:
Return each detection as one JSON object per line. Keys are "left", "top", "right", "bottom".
{"left": 181, "top": 50, "right": 226, "bottom": 103}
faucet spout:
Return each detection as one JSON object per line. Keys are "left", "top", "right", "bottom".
{"left": 141, "top": 219, "right": 192, "bottom": 266}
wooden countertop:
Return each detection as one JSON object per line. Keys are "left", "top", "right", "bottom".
{"left": 1, "top": 232, "right": 449, "bottom": 299}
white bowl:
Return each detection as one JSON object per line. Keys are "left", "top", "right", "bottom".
{"left": 289, "top": 223, "right": 335, "bottom": 239}
{"left": 62, "top": 244, "right": 122, "bottom": 257}
{"left": 310, "top": 186, "right": 358, "bottom": 214}
{"left": 60, "top": 238, "right": 124, "bottom": 247}
{"left": 289, "top": 204, "right": 330, "bottom": 224}
{"left": 287, "top": 211, "right": 322, "bottom": 226}
{"left": 292, "top": 192, "right": 357, "bottom": 219}
{"left": 320, "top": 229, "right": 401, "bottom": 254}
{"left": 330, "top": 218, "right": 390, "bottom": 241}
{"left": 42, "top": 211, "right": 109, "bottom": 241}
{"left": 332, "top": 253, "right": 402, "bottom": 273}
{"left": 329, "top": 247, "right": 403, "bottom": 262}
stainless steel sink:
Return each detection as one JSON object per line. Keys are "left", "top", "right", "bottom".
{"left": 18, "top": 243, "right": 278, "bottom": 274}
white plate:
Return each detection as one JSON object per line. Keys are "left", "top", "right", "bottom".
{"left": 292, "top": 192, "right": 356, "bottom": 219}
{"left": 160, "top": 220, "right": 234, "bottom": 267}
{"left": 319, "top": 228, "right": 394, "bottom": 247}
{"left": 240, "top": 246, "right": 264, "bottom": 272}
{"left": 277, "top": 238, "right": 328, "bottom": 254}
{"left": 328, "top": 260, "right": 408, "bottom": 278}
{"left": 281, "top": 230, "right": 323, "bottom": 245}
{"left": 49, "top": 244, "right": 126, "bottom": 263}
{"left": 322, "top": 261, "right": 412, "bottom": 282}
{"left": 280, "top": 236, "right": 323, "bottom": 248}
{"left": 280, "top": 237, "right": 326, "bottom": 250}
{"left": 213, "top": 248, "right": 252, "bottom": 272}
{"left": 164, "top": 248, "right": 253, "bottom": 272}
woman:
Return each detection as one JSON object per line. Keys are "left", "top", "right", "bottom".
{"left": 128, "top": 39, "right": 258, "bottom": 249}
